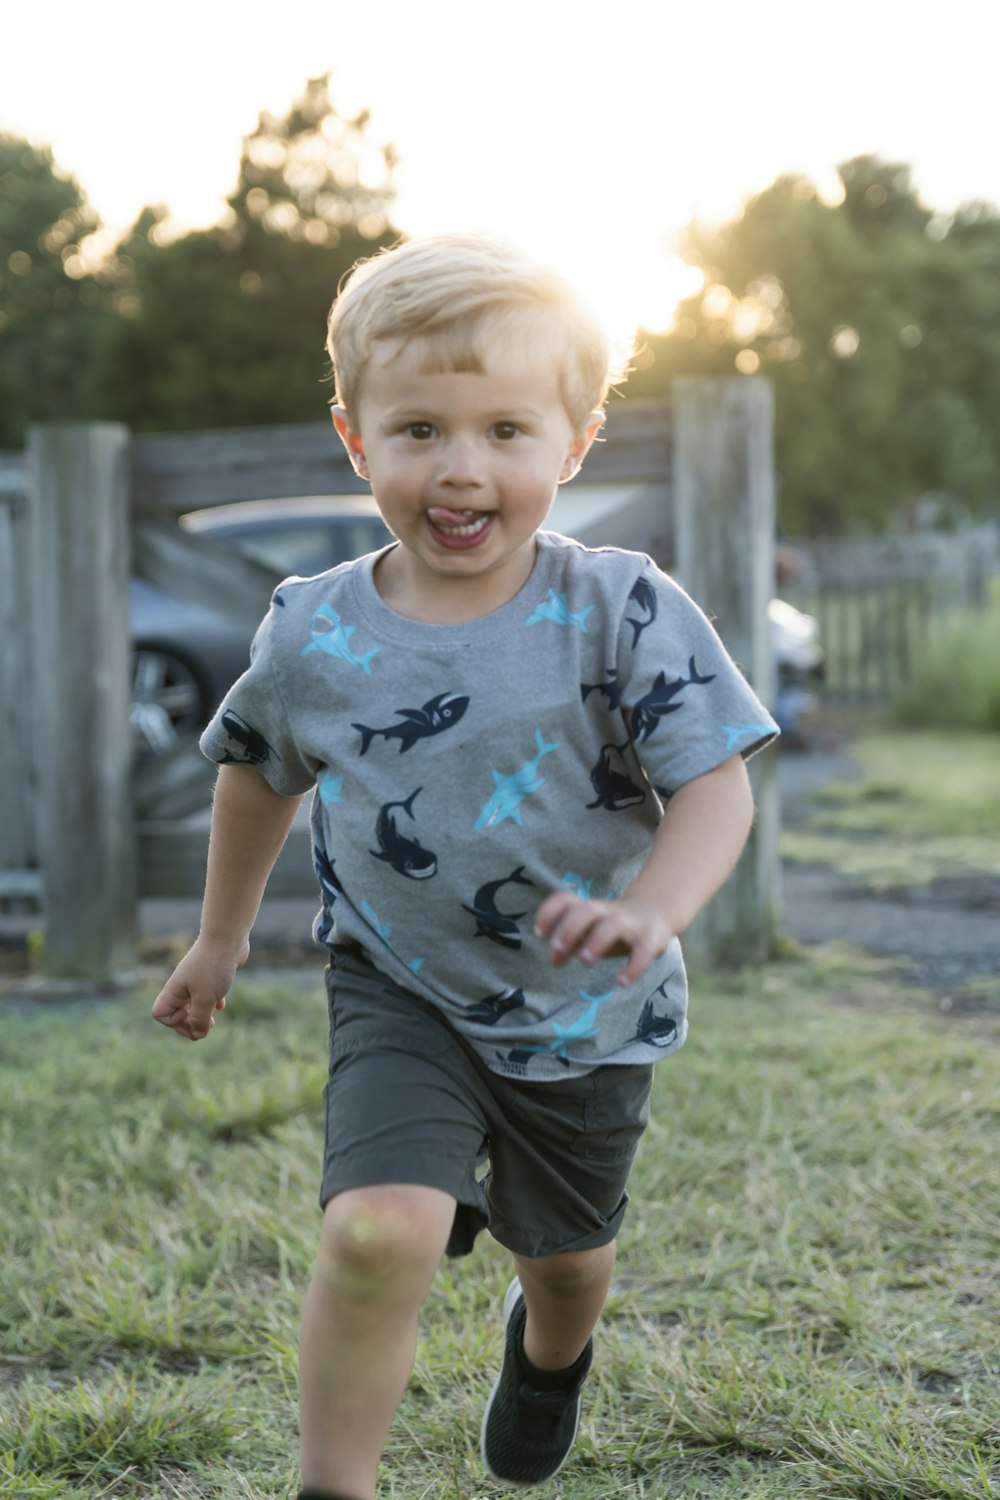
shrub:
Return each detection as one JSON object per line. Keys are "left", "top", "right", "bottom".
{"left": 890, "top": 596, "right": 1000, "bottom": 731}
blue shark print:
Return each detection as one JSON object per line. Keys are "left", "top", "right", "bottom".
{"left": 272, "top": 590, "right": 286, "bottom": 608}
{"left": 216, "top": 710, "right": 278, "bottom": 767}
{"left": 353, "top": 692, "right": 469, "bottom": 755}
{"left": 462, "top": 866, "right": 536, "bottom": 948}
{"left": 634, "top": 978, "right": 680, "bottom": 1049}
{"left": 586, "top": 741, "right": 646, "bottom": 811}
{"left": 301, "top": 604, "right": 380, "bottom": 674}
{"left": 318, "top": 770, "right": 344, "bottom": 806}
{"left": 630, "top": 657, "right": 716, "bottom": 743}
{"left": 525, "top": 589, "right": 594, "bottom": 634}
{"left": 722, "top": 722, "right": 775, "bottom": 753}
{"left": 625, "top": 576, "right": 657, "bottom": 647}
{"left": 360, "top": 899, "right": 392, "bottom": 945}
{"left": 466, "top": 987, "right": 527, "bottom": 1025}
{"left": 371, "top": 787, "right": 438, "bottom": 880}
{"left": 581, "top": 669, "right": 623, "bottom": 711}
{"left": 500, "top": 989, "right": 617, "bottom": 1068}
{"left": 475, "top": 729, "right": 559, "bottom": 830}
{"left": 562, "top": 872, "right": 593, "bottom": 899}
{"left": 407, "top": 957, "right": 426, "bottom": 975}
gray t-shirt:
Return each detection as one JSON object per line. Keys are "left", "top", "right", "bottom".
{"left": 200, "top": 530, "right": 778, "bottom": 1080}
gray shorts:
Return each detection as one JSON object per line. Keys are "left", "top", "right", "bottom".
{"left": 320, "top": 947, "right": 654, "bottom": 1259}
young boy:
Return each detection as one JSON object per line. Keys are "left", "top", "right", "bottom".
{"left": 152, "top": 234, "right": 778, "bottom": 1500}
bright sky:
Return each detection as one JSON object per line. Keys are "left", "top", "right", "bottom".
{"left": 2, "top": 0, "right": 997, "bottom": 337}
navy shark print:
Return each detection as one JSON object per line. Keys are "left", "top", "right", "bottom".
{"left": 625, "top": 576, "right": 657, "bottom": 647}
{"left": 353, "top": 692, "right": 469, "bottom": 756}
{"left": 462, "top": 866, "right": 535, "bottom": 948}
{"left": 370, "top": 788, "right": 437, "bottom": 879}
{"left": 629, "top": 657, "right": 716, "bottom": 743}
{"left": 586, "top": 741, "right": 647, "bottom": 811}
{"left": 580, "top": 669, "right": 623, "bottom": 711}
{"left": 217, "top": 710, "right": 278, "bottom": 767}
{"left": 634, "top": 980, "right": 680, "bottom": 1049}
{"left": 466, "top": 988, "right": 527, "bottom": 1025}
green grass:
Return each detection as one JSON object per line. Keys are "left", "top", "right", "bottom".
{"left": 782, "top": 729, "right": 1000, "bottom": 887}
{"left": 2, "top": 941, "right": 998, "bottom": 1498}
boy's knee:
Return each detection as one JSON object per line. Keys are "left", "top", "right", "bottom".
{"left": 317, "top": 1187, "right": 451, "bottom": 1297}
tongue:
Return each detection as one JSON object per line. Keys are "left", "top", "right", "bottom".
{"left": 428, "top": 506, "right": 480, "bottom": 525}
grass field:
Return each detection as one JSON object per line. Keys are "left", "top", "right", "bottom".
{"left": 2, "top": 937, "right": 998, "bottom": 1499}
{"left": 781, "top": 730, "right": 1000, "bottom": 888}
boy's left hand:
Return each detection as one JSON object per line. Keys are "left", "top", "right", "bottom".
{"left": 535, "top": 892, "right": 674, "bottom": 987}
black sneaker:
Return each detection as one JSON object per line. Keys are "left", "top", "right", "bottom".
{"left": 480, "top": 1276, "right": 593, "bottom": 1487}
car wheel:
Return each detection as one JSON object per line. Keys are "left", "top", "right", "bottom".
{"left": 130, "top": 648, "right": 205, "bottom": 754}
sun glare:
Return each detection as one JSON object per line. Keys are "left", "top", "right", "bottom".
{"left": 528, "top": 238, "right": 706, "bottom": 354}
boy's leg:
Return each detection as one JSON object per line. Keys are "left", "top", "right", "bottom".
{"left": 480, "top": 1240, "right": 617, "bottom": 1486}
{"left": 513, "top": 1239, "right": 617, "bottom": 1370}
{"left": 299, "top": 1182, "right": 456, "bottom": 1500}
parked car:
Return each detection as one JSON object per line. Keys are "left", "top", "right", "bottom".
{"left": 130, "top": 493, "right": 822, "bottom": 752}
{"left": 129, "top": 496, "right": 391, "bottom": 753}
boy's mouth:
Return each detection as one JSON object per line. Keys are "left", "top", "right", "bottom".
{"left": 426, "top": 507, "right": 494, "bottom": 548}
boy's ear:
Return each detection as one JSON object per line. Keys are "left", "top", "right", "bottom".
{"left": 331, "top": 406, "right": 369, "bottom": 480}
{"left": 559, "top": 411, "right": 605, "bottom": 484}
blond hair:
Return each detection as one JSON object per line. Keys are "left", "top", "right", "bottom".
{"left": 327, "top": 234, "right": 625, "bottom": 431}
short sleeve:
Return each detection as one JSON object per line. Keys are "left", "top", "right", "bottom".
{"left": 616, "top": 561, "right": 779, "bottom": 796}
{"left": 198, "top": 597, "right": 318, "bottom": 797}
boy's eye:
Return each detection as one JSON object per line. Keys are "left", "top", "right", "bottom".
{"left": 492, "top": 422, "right": 520, "bottom": 440}
{"left": 407, "top": 422, "right": 436, "bottom": 440}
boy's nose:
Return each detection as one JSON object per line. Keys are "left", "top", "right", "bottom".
{"left": 438, "top": 437, "right": 485, "bottom": 487}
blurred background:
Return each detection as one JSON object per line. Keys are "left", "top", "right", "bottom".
{"left": 2, "top": 0, "right": 999, "bottom": 744}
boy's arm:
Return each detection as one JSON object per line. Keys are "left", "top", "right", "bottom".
{"left": 535, "top": 754, "right": 755, "bottom": 987}
{"left": 151, "top": 764, "right": 304, "bottom": 1041}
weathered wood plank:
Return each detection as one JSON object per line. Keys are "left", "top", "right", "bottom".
{"left": 130, "top": 400, "right": 674, "bottom": 512}
{"left": 132, "top": 424, "right": 364, "bottom": 511}
{"left": 26, "top": 423, "right": 137, "bottom": 977}
{"left": 0, "top": 488, "right": 38, "bottom": 877}
{"left": 671, "top": 377, "right": 780, "bottom": 966}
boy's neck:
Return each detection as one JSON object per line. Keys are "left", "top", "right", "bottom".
{"left": 372, "top": 540, "right": 540, "bottom": 624}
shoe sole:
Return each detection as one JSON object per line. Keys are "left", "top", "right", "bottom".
{"left": 479, "top": 1275, "right": 582, "bottom": 1489}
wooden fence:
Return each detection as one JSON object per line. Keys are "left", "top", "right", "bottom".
{"left": 786, "top": 525, "right": 999, "bottom": 705}
{"left": 2, "top": 380, "right": 780, "bottom": 979}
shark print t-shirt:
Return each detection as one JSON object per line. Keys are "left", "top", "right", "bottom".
{"left": 200, "top": 531, "right": 779, "bottom": 1081}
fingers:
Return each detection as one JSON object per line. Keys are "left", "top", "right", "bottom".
{"left": 535, "top": 892, "right": 672, "bottom": 986}
{"left": 151, "top": 979, "right": 223, "bottom": 1043}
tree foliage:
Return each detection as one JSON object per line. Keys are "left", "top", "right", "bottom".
{"left": 96, "top": 76, "right": 399, "bottom": 432}
{"left": 630, "top": 156, "right": 1000, "bottom": 534}
{"left": 0, "top": 135, "right": 116, "bottom": 447}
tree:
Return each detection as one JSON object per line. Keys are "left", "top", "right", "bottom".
{"left": 98, "top": 76, "right": 399, "bottom": 431}
{"left": 0, "top": 135, "right": 116, "bottom": 448}
{"left": 630, "top": 156, "right": 1000, "bottom": 534}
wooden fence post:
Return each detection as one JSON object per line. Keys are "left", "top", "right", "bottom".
{"left": 671, "top": 376, "right": 781, "bottom": 965}
{"left": 26, "top": 423, "right": 137, "bottom": 980}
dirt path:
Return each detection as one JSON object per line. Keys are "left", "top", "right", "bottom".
{"left": 778, "top": 749, "right": 1000, "bottom": 1006}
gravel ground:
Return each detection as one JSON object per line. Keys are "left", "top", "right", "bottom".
{"left": 778, "top": 748, "right": 1000, "bottom": 1002}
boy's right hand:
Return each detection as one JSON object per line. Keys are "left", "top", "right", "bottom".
{"left": 151, "top": 937, "right": 250, "bottom": 1042}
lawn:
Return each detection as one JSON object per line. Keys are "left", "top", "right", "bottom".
{"left": 2, "top": 937, "right": 998, "bottom": 1499}
{"left": 781, "top": 730, "right": 1000, "bottom": 888}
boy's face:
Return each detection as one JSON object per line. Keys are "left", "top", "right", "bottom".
{"left": 332, "top": 329, "right": 602, "bottom": 619}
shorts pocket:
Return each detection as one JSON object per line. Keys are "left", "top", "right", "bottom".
{"left": 571, "top": 1065, "right": 654, "bottom": 1163}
